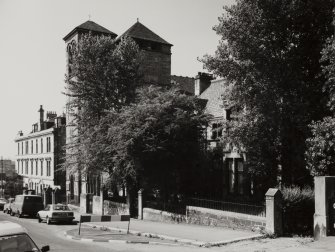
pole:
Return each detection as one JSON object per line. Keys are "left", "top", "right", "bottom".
{"left": 1, "top": 157, "right": 3, "bottom": 198}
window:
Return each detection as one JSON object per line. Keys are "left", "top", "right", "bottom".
{"left": 35, "top": 160, "right": 38, "bottom": 175}
{"left": 31, "top": 140, "right": 33, "bottom": 154}
{"left": 36, "top": 139, "right": 38, "bottom": 153}
{"left": 211, "top": 123, "right": 222, "bottom": 140}
{"left": 47, "top": 160, "right": 51, "bottom": 176}
{"left": 40, "top": 160, "right": 43, "bottom": 176}
{"left": 31, "top": 160, "right": 33, "bottom": 175}
{"left": 25, "top": 141, "right": 28, "bottom": 154}
{"left": 46, "top": 137, "right": 51, "bottom": 152}
{"left": 17, "top": 143, "right": 19, "bottom": 155}
{"left": 41, "top": 138, "right": 43, "bottom": 153}
{"left": 21, "top": 142, "right": 23, "bottom": 155}
{"left": 21, "top": 160, "right": 23, "bottom": 174}
{"left": 237, "top": 161, "right": 244, "bottom": 195}
{"left": 17, "top": 161, "right": 20, "bottom": 173}
{"left": 25, "top": 160, "right": 28, "bottom": 174}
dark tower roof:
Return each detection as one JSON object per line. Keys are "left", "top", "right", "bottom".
{"left": 63, "top": 20, "right": 117, "bottom": 41}
{"left": 118, "top": 21, "right": 172, "bottom": 46}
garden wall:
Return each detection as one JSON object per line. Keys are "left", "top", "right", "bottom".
{"left": 143, "top": 208, "right": 186, "bottom": 223}
{"left": 186, "top": 206, "right": 266, "bottom": 231}
{"left": 103, "top": 200, "right": 129, "bottom": 215}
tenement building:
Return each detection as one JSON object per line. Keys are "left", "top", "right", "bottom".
{"left": 63, "top": 20, "right": 172, "bottom": 207}
{"left": 14, "top": 106, "right": 66, "bottom": 197}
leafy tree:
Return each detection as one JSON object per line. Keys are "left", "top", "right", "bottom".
{"left": 63, "top": 34, "right": 143, "bottom": 173}
{"left": 305, "top": 36, "right": 335, "bottom": 176}
{"left": 202, "top": 0, "right": 334, "bottom": 190}
{"left": 88, "top": 85, "right": 210, "bottom": 198}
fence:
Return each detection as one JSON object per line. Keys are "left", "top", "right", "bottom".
{"left": 188, "top": 197, "right": 266, "bottom": 217}
{"left": 145, "top": 197, "right": 265, "bottom": 217}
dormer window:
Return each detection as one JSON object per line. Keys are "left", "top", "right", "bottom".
{"left": 211, "top": 123, "right": 223, "bottom": 140}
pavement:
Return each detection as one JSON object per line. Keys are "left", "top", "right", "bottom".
{"left": 66, "top": 204, "right": 264, "bottom": 247}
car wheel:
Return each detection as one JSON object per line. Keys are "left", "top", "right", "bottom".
{"left": 17, "top": 211, "right": 22, "bottom": 218}
{"left": 46, "top": 216, "right": 50, "bottom": 225}
{"left": 3, "top": 209, "right": 6, "bottom": 214}
{"left": 37, "top": 215, "right": 42, "bottom": 223}
{"left": 10, "top": 210, "right": 14, "bottom": 216}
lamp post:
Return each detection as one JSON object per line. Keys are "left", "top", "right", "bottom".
{"left": 1, "top": 156, "right": 3, "bottom": 198}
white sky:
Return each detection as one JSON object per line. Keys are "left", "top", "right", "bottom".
{"left": 0, "top": 0, "right": 234, "bottom": 159}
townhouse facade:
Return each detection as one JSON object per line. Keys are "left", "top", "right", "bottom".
{"left": 14, "top": 106, "right": 66, "bottom": 196}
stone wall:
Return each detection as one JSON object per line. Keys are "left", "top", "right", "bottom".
{"left": 143, "top": 208, "right": 186, "bottom": 223}
{"left": 186, "top": 206, "right": 266, "bottom": 231}
{"left": 103, "top": 200, "right": 129, "bottom": 215}
{"left": 93, "top": 195, "right": 103, "bottom": 215}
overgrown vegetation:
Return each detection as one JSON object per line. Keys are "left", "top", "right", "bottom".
{"left": 281, "top": 186, "right": 314, "bottom": 235}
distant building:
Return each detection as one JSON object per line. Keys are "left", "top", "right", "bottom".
{"left": 14, "top": 106, "right": 66, "bottom": 196}
{"left": 0, "top": 159, "right": 15, "bottom": 178}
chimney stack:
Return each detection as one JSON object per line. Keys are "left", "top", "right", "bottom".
{"left": 38, "top": 105, "right": 44, "bottom": 130}
{"left": 194, "top": 72, "right": 213, "bottom": 96}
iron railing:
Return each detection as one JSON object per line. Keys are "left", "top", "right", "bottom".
{"left": 188, "top": 197, "right": 266, "bottom": 217}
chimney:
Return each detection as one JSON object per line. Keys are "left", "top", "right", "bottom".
{"left": 194, "top": 72, "right": 213, "bottom": 96}
{"left": 38, "top": 105, "right": 44, "bottom": 130}
{"left": 17, "top": 131, "right": 23, "bottom": 136}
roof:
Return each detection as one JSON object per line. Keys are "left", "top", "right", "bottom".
{"left": 0, "top": 221, "right": 27, "bottom": 236}
{"left": 118, "top": 21, "right": 172, "bottom": 46}
{"left": 171, "top": 75, "right": 195, "bottom": 95}
{"left": 199, "top": 79, "right": 227, "bottom": 118}
{"left": 63, "top": 20, "right": 117, "bottom": 41}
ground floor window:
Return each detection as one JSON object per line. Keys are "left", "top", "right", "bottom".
{"left": 227, "top": 158, "right": 245, "bottom": 195}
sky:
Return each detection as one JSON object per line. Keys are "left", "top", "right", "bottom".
{"left": 0, "top": 0, "right": 235, "bottom": 159}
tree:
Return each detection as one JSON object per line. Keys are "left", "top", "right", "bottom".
{"left": 88, "top": 85, "right": 210, "bottom": 198}
{"left": 63, "top": 34, "right": 143, "bottom": 173}
{"left": 202, "top": 0, "right": 334, "bottom": 190}
{"left": 305, "top": 34, "right": 335, "bottom": 176}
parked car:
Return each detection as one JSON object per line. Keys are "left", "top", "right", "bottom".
{"left": 0, "top": 198, "right": 6, "bottom": 211}
{"left": 0, "top": 220, "right": 50, "bottom": 252}
{"left": 37, "top": 204, "right": 75, "bottom": 225}
{"left": 10, "top": 195, "right": 44, "bottom": 218}
{"left": 3, "top": 198, "right": 14, "bottom": 214}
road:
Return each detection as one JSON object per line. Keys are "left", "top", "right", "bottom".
{"left": 0, "top": 212, "right": 122, "bottom": 252}
{"left": 0, "top": 212, "right": 209, "bottom": 252}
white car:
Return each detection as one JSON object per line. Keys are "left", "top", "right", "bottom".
{"left": 37, "top": 204, "right": 75, "bottom": 225}
{"left": 0, "top": 220, "right": 50, "bottom": 252}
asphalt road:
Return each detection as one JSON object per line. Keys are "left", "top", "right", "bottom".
{"left": 0, "top": 211, "right": 119, "bottom": 252}
{"left": 0, "top": 212, "right": 208, "bottom": 252}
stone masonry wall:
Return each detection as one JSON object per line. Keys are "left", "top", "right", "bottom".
{"left": 141, "top": 48, "right": 171, "bottom": 86}
{"left": 186, "top": 206, "right": 266, "bottom": 231}
{"left": 143, "top": 208, "right": 186, "bottom": 223}
{"left": 103, "top": 200, "right": 129, "bottom": 215}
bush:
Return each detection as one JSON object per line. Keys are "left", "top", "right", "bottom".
{"left": 281, "top": 186, "right": 314, "bottom": 236}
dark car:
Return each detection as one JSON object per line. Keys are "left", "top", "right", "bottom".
{"left": 10, "top": 195, "right": 44, "bottom": 218}
{"left": 0, "top": 198, "right": 6, "bottom": 211}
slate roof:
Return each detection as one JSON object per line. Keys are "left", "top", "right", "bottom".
{"left": 63, "top": 20, "right": 117, "bottom": 41}
{"left": 199, "top": 79, "right": 227, "bottom": 118}
{"left": 118, "top": 21, "right": 172, "bottom": 46}
{"left": 171, "top": 75, "right": 195, "bottom": 95}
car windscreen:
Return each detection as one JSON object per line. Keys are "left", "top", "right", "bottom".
{"left": 0, "top": 233, "right": 40, "bottom": 252}
{"left": 53, "top": 205, "right": 70, "bottom": 211}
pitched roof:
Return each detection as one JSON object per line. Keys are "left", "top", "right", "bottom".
{"left": 171, "top": 75, "right": 195, "bottom": 95}
{"left": 199, "top": 79, "right": 227, "bottom": 118}
{"left": 118, "top": 21, "right": 172, "bottom": 46}
{"left": 63, "top": 20, "right": 117, "bottom": 41}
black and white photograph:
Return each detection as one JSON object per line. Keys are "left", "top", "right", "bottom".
{"left": 1, "top": 0, "right": 335, "bottom": 251}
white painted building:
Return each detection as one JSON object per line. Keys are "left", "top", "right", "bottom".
{"left": 14, "top": 106, "right": 66, "bottom": 195}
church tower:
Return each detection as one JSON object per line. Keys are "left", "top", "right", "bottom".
{"left": 63, "top": 20, "right": 117, "bottom": 205}
{"left": 118, "top": 20, "right": 172, "bottom": 86}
